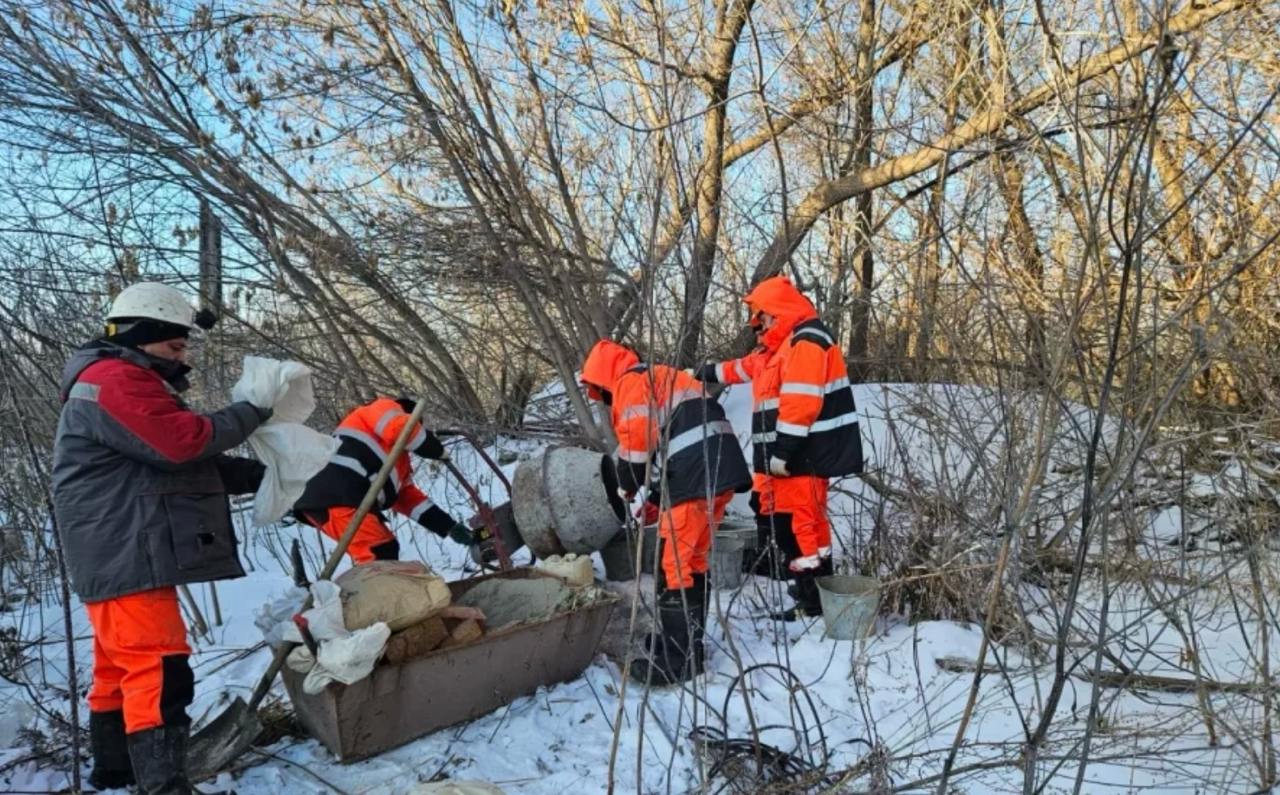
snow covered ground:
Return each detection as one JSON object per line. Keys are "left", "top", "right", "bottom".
{"left": 2, "top": 382, "right": 1275, "bottom": 793}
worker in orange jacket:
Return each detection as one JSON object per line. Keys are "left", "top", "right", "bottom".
{"left": 580, "top": 340, "right": 751, "bottom": 685}
{"left": 695, "top": 275, "right": 863, "bottom": 619}
{"left": 293, "top": 397, "right": 475, "bottom": 563}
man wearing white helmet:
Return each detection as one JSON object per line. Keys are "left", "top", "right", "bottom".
{"left": 52, "top": 282, "right": 272, "bottom": 794}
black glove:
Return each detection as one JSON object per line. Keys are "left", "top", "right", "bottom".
{"left": 247, "top": 402, "right": 273, "bottom": 424}
{"left": 448, "top": 521, "right": 475, "bottom": 546}
{"left": 415, "top": 429, "right": 446, "bottom": 460}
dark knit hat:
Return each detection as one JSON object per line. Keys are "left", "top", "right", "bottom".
{"left": 104, "top": 318, "right": 192, "bottom": 349}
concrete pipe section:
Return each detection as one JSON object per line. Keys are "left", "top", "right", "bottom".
{"left": 511, "top": 445, "right": 627, "bottom": 558}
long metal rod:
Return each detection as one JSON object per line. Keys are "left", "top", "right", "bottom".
{"left": 443, "top": 459, "right": 513, "bottom": 571}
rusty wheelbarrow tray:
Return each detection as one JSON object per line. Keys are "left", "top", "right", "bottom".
{"left": 281, "top": 568, "right": 618, "bottom": 763}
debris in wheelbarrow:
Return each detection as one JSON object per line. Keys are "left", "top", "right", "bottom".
{"left": 283, "top": 568, "right": 617, "bottom": 762}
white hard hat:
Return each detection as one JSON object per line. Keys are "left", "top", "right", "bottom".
{"left": 107, "top": 282, "right": 196, "bottom": 329}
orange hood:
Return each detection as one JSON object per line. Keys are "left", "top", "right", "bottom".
{"left": 744, "top": 275, "right": 818, "bottom": 351}
{"left": 580, "top": 339, "right": 640, "bottom": 392}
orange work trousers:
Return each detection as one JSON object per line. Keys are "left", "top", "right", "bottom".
{"left": 85, "top": 587, "right": 193, "bottom": 734}
{"left": 756, "top": 473, "right": 831, "bottom": 571}
{"left": 657, "top": 490, "right": 734, "bottom": 590}
{"left": 303, "top": 507, "right": 398, "bottom": 564}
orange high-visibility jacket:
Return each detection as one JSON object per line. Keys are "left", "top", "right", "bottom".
{"left": 581, "top": 340, "right": 750, "bottom": 506}
{"left": 293, "top": 398, "right": 456, "bottom": 536}
{"left": 698, "top": 276, "right": 863, "bottom": 477}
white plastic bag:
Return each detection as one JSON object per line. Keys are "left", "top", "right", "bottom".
{"left": 281, "top": 580, "right": 391, "bottom": 695}
{"left": 231, "top": 356, "right": 338, "bottom": 526}
{"left": 254, "top": 586, "right": 309, "bottom": 648}
{"left": 278, "top": 581, "right": 347, "bottom": 644}
{"left": 285, "top": 623, "right": 392, "bottom": 694}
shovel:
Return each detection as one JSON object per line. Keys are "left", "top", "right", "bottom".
{"left": 186, "top": 397, "right": 433, "bottom": 782}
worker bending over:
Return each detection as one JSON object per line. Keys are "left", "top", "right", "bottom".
{"left": 293, "top": 397, "right": 476, "bottom": 563}
{"left": 580, "top": 340, "right": 750, "bottom": 685}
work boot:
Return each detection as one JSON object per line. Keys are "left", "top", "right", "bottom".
{"left": 773, "top": 557, "right": 832, "bottom": 622}
{"left": 630, "top": 575, "right": 706, "bottom": 686}
{"left": 88, "top": 709, "right": 135, "bottom": 790}
{"left": 127, "top": 723, "right": 216, "bottom": 795}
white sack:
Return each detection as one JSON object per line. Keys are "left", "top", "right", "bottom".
{"left": 281, "top": 580, "right": 391, "bottom": 694}
{"left": 286, "top": 623, "right": 392, "bottom": 695}
{"left": 278, "top": 581, "right": 347, "bottom": 644}
{"left": 231, "top": 356, "right": 338, "bottom": 526}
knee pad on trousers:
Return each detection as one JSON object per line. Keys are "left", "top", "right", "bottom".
{"left": 159, "top": 655, "right": 193, "bottom": 728}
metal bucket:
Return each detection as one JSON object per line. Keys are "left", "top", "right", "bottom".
{"left": 282, "top": 569, "right": 617, "bottom": 762}
{"left": 511, "top": 446, "right": 626, "bottom": 557}
{"left": 602, "top": 519, "right": 752, "bottom": 587}
{"left": 709, "top": 520, "right": 755, "bottom": 590}
{"left": 598, "top": 522, "right": 660, "bottom": 580}
{"left": 816, "top": 574, "right": 880, "bottom": 640}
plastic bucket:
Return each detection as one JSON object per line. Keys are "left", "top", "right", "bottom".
{"left": 816, "top": 575, "right": 880, "bottom": 640}
{"left": 709, "top": 520, "right": 756, "bottom": 590}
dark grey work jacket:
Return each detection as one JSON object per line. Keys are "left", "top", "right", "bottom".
{"left": 52, "top": 342, "right": 266, "bottom": 603}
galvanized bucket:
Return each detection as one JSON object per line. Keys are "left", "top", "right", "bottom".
{"left": 816, "top": 574, "right": 880, "bottom": 640}
{"left": 709, "top": 520, "right": 756, "bottom": 590}
{"left": 598, "top": 526, "right": 651, "bottom": 581}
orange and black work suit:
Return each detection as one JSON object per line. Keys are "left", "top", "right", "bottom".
{"left": 581, "top": 340, "right": 750, "bottom": 685}
{"left": 697, "top": 276, "right": 863, "bottom": 584}
{"left": 293, "top": 398, "right": 461, "bottom": 563}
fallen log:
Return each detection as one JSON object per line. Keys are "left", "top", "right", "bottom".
{"left": 936, "top": 655, "right": 1270, "bottom": 695}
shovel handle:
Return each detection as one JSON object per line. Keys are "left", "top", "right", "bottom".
{"left": 245, "top": 396, "right": 433, "bottom": 712}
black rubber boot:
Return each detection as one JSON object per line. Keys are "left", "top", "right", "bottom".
{"left": 88, "top": 709, "right": 135, "bottom": 790}
{"left": 773, "top": 557, "right": 833, "bottom": 622}
{"left": 630, "top": 575, "right": 706, "bottom": 686}
{"left": 127, "top": 724, "right": 204, "bottom": 795}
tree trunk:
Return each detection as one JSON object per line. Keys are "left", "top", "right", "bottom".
{"left": 847, "top": 0, "right": 877, "bottom": 382}
{"left": 677, "top": 0, "right": 755, "bottom": 367}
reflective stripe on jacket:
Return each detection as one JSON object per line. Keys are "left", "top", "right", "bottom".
{"left": 293, "top": 398, "right": 455, "bottom": 536}
{"left": 699, "top": 277, "right": 863, "bottom": 478}
{"left": 52, "top": 342, "right": 266, "bottom": 602}
{"left": 611, "top": 363, "right": 752, "bottom": 506}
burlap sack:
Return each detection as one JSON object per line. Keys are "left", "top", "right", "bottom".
{"left": 335, "top": 560, "right": 450, "bottom": 632}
